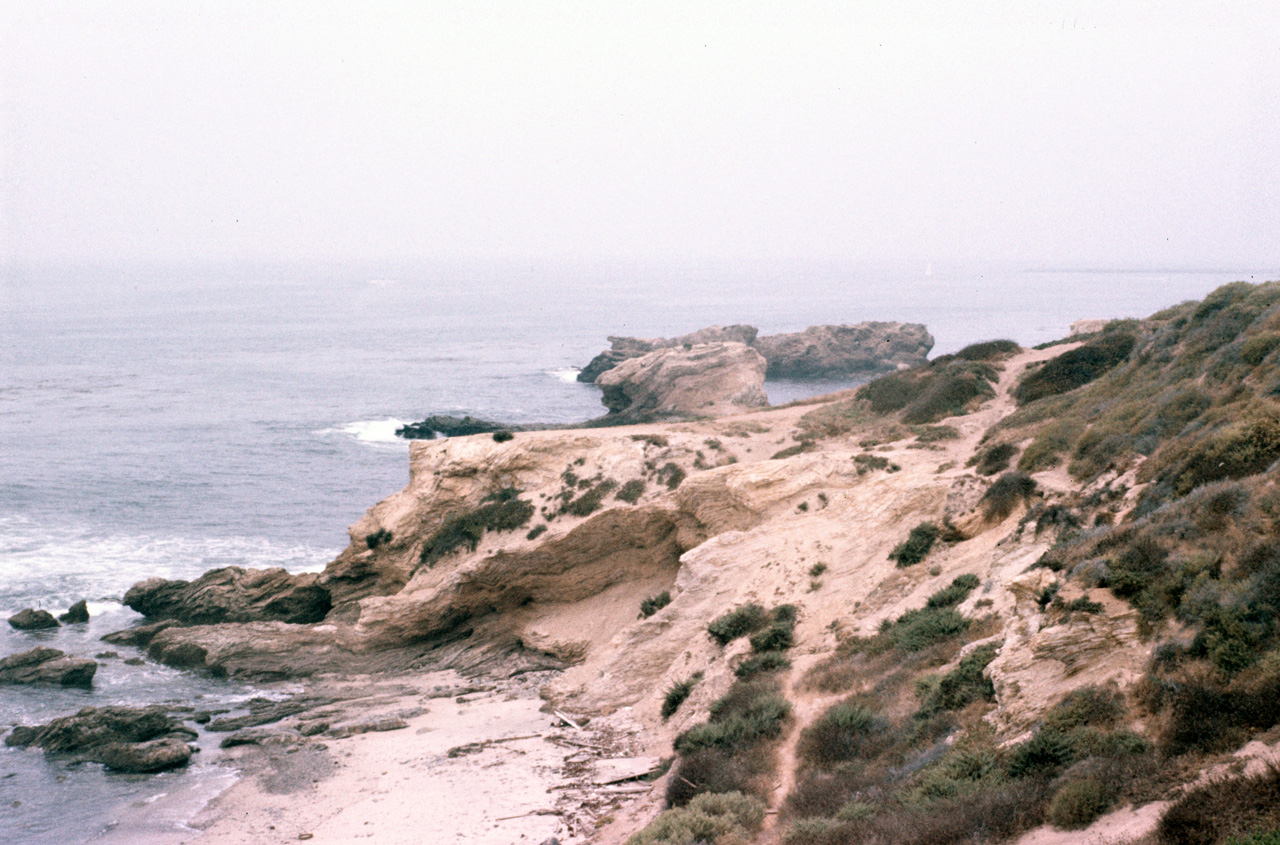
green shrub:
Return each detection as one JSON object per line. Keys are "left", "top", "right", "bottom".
{"left": 890, "top": 521, "right": 940, "bottom": 567}
{"left": 858, "top": 359, "right": 999, "bottom": 424}
{"left": 750, "top": 623, "right": 794, "bottom": 653}
{"left": 365, "top": 528, "right": 393, "bottom": 549}
{"left": 708, "top": 604, "right": 769, "bottom": 646}
{"left": 525, "top": 523, "right": 547, "bottom": 540}
{"left": 1007, "top": 730, "right": 1078, "bottom": 779}
{"left": 627, "top": 791, "right": 766, "bottom": 845}
{"left": 772, "top": 442, "right": 812, "bottom": 460}
{"left": 1227, "top": 830, "right": 1280, "bottom": 845}
{"left": 659, "top": 462, "right": 687, "bottom": 490}
{"left": 855, "top": 453, "right": 892, "bottom": 472}
{"left": 889, "top": 607, "right": 970, "bottom": 652}
{"left": 661, "top": 672, "right": 702, "bottom": 720}
{"left": 641, "top": 591, "right": 672, "bottom": 618}
{"left": 919, "top": 643, "right": 998, "bottom": 714}
{"left": 970, "top": 442, "right": 1017, "bottom": 476}
{"left": 797, "top": 701, "right": 887, "bottom": 766}
{"left": 981, "top": 472, "right": 1037, "bottom": 520}
{"left": 1015, "top": 332, "right": 1136, "bottom": 405}
{"left": 1241, "top": 332, "right": 1280, "bottom": 366}
{"left": 676, "top": 681, "right": 791, "bottom": 753}
{"left": 927, "top": 574, "right": 981, "bottom": 608}
{"left": 563, "top": 479, "right": 618, "bottom": 516}
{"left": 1048, "top": 778, "right": 1113, "bottom": 829}
{"left": 1171, "top": 415, "right": 1280, "bottom": 496}
{"left": 491, "top": 430, "right": 514, "bottom": 442}
{"left": 734, "top": 651, "right": 791, "bottom": 679}
{"left": 1042, "top": 686, "right": 1125, "bottom": 732}
{"left": 418, "top": 488, "right": 534, "bottom": 567}
{"left": 956, "top": 339, "right": 1020, "bottom": 361}
{"left": 616, "top": 478, "right": 646, "bottom": 503}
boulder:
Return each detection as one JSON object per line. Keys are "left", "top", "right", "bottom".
{"left": 753, "top": 322, "right": 933, "bottom": 378}
{"left": 4, "top": 705, "right": 196, "bottom": 773}
{"left": 577, "top": 325, "right": 759, "bottom": 383}
{"left": 0, "top": 647, "right": 97, "bottom": 687}
{"left": 100, "top": 619, "right": 182, "bottom": 648}
{"left": 59, "top": 599, "right": 90, "bottom": 623}
{"left": 123, "top": 566, "right": 331, "bottom": 625}
{"left": 8, "top": 608, "right": 60, "bottom": 630}
{"left": 594, "top": 342, "right": 768, "bottom": 422}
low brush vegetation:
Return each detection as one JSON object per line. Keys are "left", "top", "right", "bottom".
{"left": 969, "top": 441, "right": 1017, "bottom": 476}
{"left": 627, "top": 791, "right": 766, "bottom": 845}
{"left": 418, "top": 488, "right": 533, "bottom": 568}
{"left": 889, "top": 521, "right": 941, "bottom": 567}
{"left": 640, "top": 591, "right": 672, "bottom": 618}
{"left": 661, "top": 672, "right": 703, "bottom": 721}
{"left": 707, "top": 604, "right": 769, "bottom": 646}
{"left": 858, "top": 356, "right": 1001, "bottom": 425}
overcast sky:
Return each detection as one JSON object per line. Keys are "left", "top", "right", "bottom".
{"left": 2, "top": 1, "right": 1277, "bottom": 269}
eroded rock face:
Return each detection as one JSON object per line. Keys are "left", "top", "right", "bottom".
{"left": 8, "top": 608, "right": 60, "bottom": 630}
{"left": 577, "top": 322, "right": 931, "bottom": 382}
{"left": 753, "top": 322, "right": 933, "bottom": 378}
{"left": 0, "top": 647, "right": 97, "bottom": 687}
{"left": 577, "top": 325, "right": 759, "bottom": 383}
{"left": 123, "top": 567, "right": 332, "bottom": 625}
{"left": 4, "top": 706, "right": 196, "bottom": 773}
{"left": 594, "top": 342, "right": 768, "bottom": 422}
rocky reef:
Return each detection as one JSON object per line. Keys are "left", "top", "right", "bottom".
{"left": 577, "top": 320, "right": 932, "bottom": 383}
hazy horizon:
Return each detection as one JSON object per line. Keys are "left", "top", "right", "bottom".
{"left": 3, "top": 2, "right": 1278, "bottom": 271}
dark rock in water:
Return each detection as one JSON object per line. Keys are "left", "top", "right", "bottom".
{"left": 754, "top": 322, "right": 934, "bottom": 379}
{"left": 4, "top": 705, "right": 196, "bottom": 773}
{"left": 59, "top": 599, "right": 90, "bottom": 624}
{"left": 8, "top": 608, "right": 60, "bottom": 630}
{"left": 123, "top": 566, "right": 331, "bottom": 625}
{"left": 101, "top": 619, "right": 182, "bottom": 647}
{"left": 205, "top": 695, "right": 339, "bottom": 732}
{"left": 577, "top": 325, "right": 759, "bottom": 383}
{"left": 95, "top": 738, "right": 193, "bottom": 773}
{"left": 396, "top": 414, "right": 525, "bottom": 439}
{"left": 0, "top": 647, "right": 97, "bottom": 687}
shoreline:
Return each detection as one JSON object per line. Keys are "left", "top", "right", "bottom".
{"left": 151, "top": 669, "right": 653, "bottom": 845}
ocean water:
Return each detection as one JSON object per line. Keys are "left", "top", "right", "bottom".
{"left": 0, "top": 260, "right": 1274, "bottom": 841}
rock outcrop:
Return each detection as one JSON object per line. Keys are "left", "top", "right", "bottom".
{"left": 5, "top": 705, "right": 196, "bottom": 773}
{"left": 577, "top": 322, "right": 931, "bottom": 382}
{"left": 753, "top": 322, "right": 934, "bottom": 378}
{"left": 124, "top": 566, "right": 332, "bottom": 625}
{"left": 397, "top": 414, "right": 527, "bottom": 440}
{"left": 577, "top": 325, "right": 758, "bottom": 383}
{"left": 594, "top": 342, "right": 768, "bottom": 422}
{"left": 8, "top": 608, "right": 60, "bottom": 630}
{"left": 0, "top": 647, "right": 97, "bottom": 687}
{"left": 59, "top": 599, "right": 90, "bottom": 623}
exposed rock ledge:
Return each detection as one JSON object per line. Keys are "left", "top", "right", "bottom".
{"left": 578, "top": 321, "right": 933, "bottom": 382}
{"left": 595, "top": 341, "right": 768, "bottom": 423}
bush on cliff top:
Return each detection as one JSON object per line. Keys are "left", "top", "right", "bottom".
{"left": 418, "top": 488, "right": 533, "bottom": 568}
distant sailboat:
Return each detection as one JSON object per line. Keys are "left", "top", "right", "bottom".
{"left": 924, "top": 262, "right": 934, "bottom": 277}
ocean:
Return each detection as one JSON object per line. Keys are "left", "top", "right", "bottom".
{"left": 0, "top": 260, "right": 1273, "bottom": 842}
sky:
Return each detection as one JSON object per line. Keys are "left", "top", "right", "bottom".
{"left": 2, "top": 1, "right": 1278, "bottom": 270}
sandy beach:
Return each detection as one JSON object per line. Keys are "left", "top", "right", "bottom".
{"left": 151, "top": 670, "right": 654, "bottom": 845}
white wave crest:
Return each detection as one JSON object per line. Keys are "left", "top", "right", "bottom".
{"left": 548, "top": 367, "right": 583, "bottom": 383}
{"left": 316, "top": 418, "right": 411, "bottom": 447}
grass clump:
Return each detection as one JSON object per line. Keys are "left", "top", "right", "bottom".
{"left": 889, "top": 521, "right": 939, "bottom": 567}
{"left": 525, "top": 523, "right": 547, "bottom": 541}
{"left": 1157, "top": 765, "right": 1280, "bottom": 845}
{"left": 708, "top": 604, "right": 769, "bottom": 646}
{"left": 980, "top": 472, "right": 1037, "bottom": 521}
{"left": 668, "top": 678, "right": 792, "bottom": 806}
{"left": 418, "top": 488, "right": 534, "bottom": 568}
{"left": 491, "top": 429, "right": 514, "bottom": 442}
{"left": 735, "top": 651, "right": 791, "bottom": 679}
{"left": 859, "top": 358, "right": 1000, "bottom": 425}
{"left": 1047, "top": 777, "right": 1111, "bottom": 829}
{"left": 661, "top": 672, "right": 703, "bottom": 720}
{"left": 627, "top": 791, "right": 765, "bottom": 845}
{"left": 917, "top": 425, "right": 960, "bottom": 443}
{"left": 641, "top": 591, "right": 672, "bottom": 618}
{"left": 616, "top": 478, "right": 646, "bottom": 503}
{"left": 1015, "top": 331, "right": 1136, "bottom": 405}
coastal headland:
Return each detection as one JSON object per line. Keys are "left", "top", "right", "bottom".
{"left": 10, "top": 283, "right": 1280, "bottom": 844}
